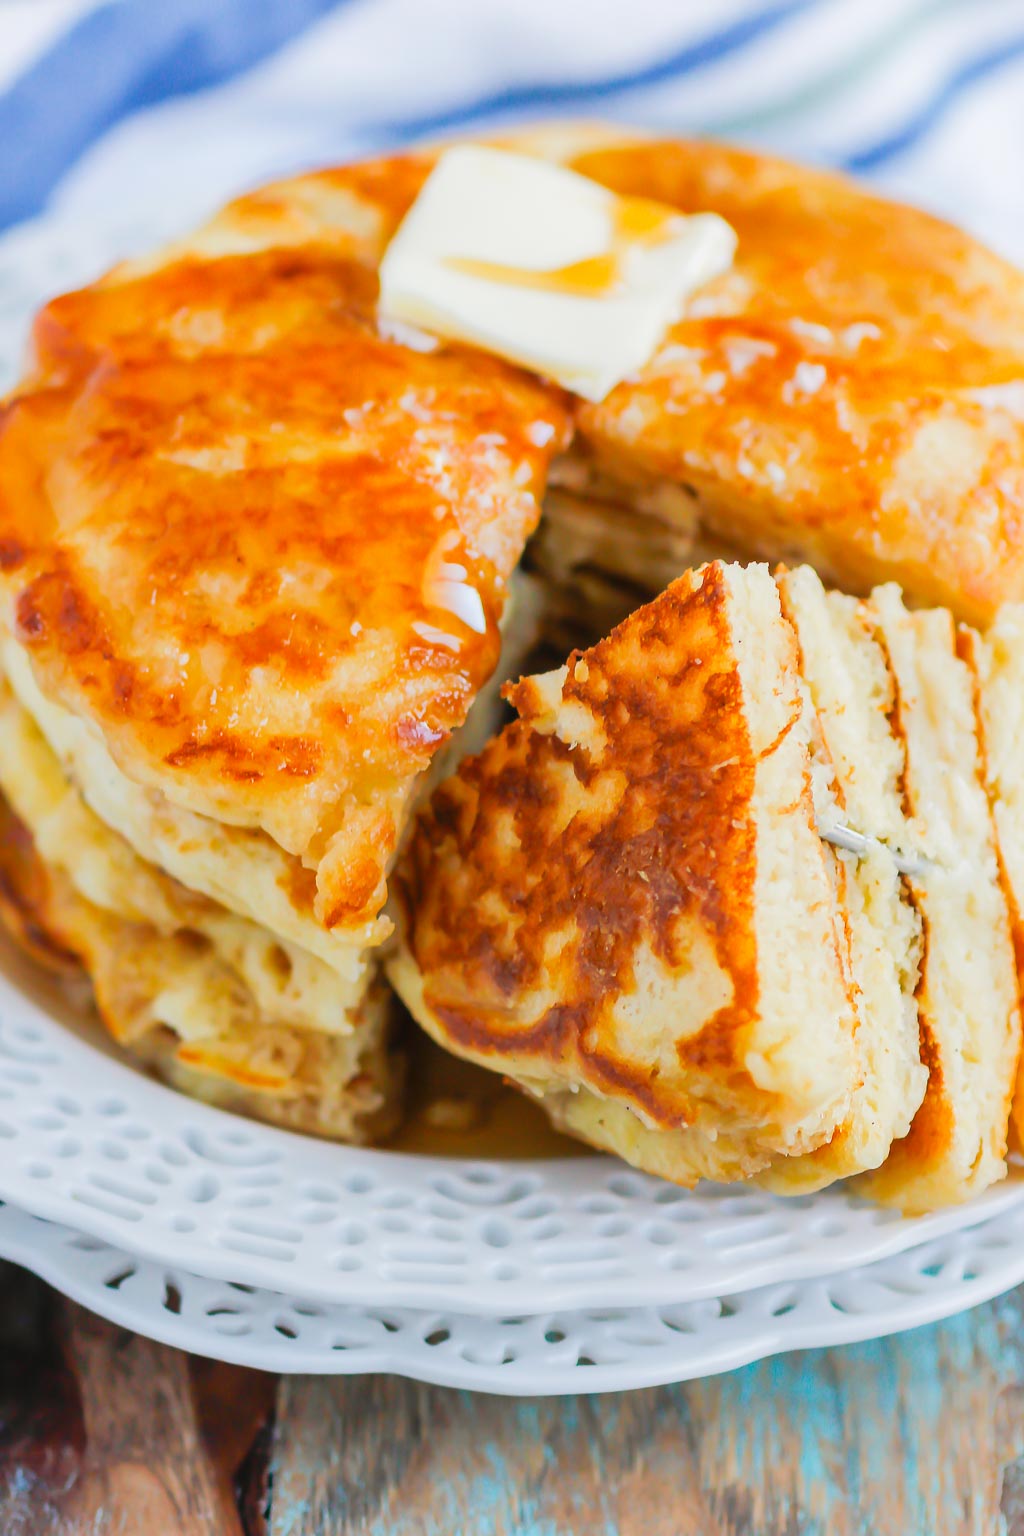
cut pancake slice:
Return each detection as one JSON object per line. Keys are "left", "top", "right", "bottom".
{"left": 757, "top": 574, "right": 1020, "bottom": 1208}
{"left": 859, "top": 588, "right": 1021, "bottom": 1212}
{"left": 757, "top": 567, "right": 927, "bottom": 1193}
{"left": 0, "top": 678, "right": 398, "bottom": 1141}
{"left": 390, "top": 561, "right": 863, "bottom": 1186}
{"left": 958, "top": 606, "right": 1024, "bottom": 1153}
{"left": 392, "top": 559, "right": 1022, "bottom": 1209}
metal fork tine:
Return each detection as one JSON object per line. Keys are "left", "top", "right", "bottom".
{"left": 819, "top": 822, "right": 932, "bottom": 880}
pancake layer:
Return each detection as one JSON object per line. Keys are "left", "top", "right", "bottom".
{"left": 392, "top": 561, "right": 1024, "bottom": 1209}
{"left": 390, "top": 562, "right": 862, "bottom": 1184}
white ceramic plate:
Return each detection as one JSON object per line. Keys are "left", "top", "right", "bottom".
{"left": 2, "top": 923, "right": 1022, "bottom": 1318}
{"left": 1, "top": 208, "right": 1022, "bottom": 1331}
{"left": 3, "top": 1195, "right": 1024, "bottom": 1394}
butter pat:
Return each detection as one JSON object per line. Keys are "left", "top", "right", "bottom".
{"left": 378, "top": 146, "right": 736, "bottom": 402}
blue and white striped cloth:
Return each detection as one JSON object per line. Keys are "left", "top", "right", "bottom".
{"left": 3, "top": 0, "right": 1024, "bottom": 260}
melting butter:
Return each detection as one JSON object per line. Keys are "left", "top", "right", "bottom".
{"left": 379, "top": 146, "right": 736, "bottom": 402}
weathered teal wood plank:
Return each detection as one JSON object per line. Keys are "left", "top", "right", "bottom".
{"left": 267, "top": 1287, "right": 1024, "bottom": 1536}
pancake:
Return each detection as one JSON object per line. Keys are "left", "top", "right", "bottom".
{"left": 0, "top": 204, "right": 569, "bottom": 932}
{"left": 0, "top": 673, "right": 399, "bottom": 1139}
{"left": 756, "top": 568, "right": 927, "bottom": 1194}
{"left": 392, "top": 561, "right": 1022, "bottom": 1208}
{"left": 463, "top": 126, "right": 1024, "bottom": 629}
{"left": 0, "top": 785, "right": 397, "bottom": 1142}
{"left": 0, "top": 678, "right": 366, "bottom": 1032}
{"left": 559, "top": 134, "right": 1024, "bottom": 627}
{"left": 0, "top": 143, "right": 569, "bottom": 1134}
{"left": 390, "top": 562, "right": 864, "bottom": 1184}
{"left": 858, "top": 590, "right": 1021, "bottom": 1209}
{"left": 3, "top": 123, "right": 1022, "bottom": 1141}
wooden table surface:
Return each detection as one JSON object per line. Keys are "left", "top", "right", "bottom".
{"left": 2, "top": 1261, "right": 1023, "bottom": 1534}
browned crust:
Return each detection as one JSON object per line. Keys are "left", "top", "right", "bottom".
{"left": 0, "top": 234, "right": 569, "bottom": 932}
{"left": 569, "top": 137, "right": 1024, "bottom": 626}
{"left": 398, "top": 564, "right": 799, "bottom": 1132}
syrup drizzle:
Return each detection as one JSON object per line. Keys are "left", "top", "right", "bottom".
{"left": 420, "top": 527, "right": 488, "bottom": 649}
{"left": 445, "top": 194, "right": 681, "bottom": 300}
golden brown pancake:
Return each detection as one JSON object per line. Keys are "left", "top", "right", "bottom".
{"left": 0, "top": 143, "right": 569, "bottom": 1133}
{"left": 3, "top": 122, "right": 1023, "bottom": 1143}
{"left": 391, "top": 561, "right": 1023, "bottom": 1209}
{"left": 390, "top": 561, "right": 864, "bottom": 1184}
{"left": 377, "top": 124, "right": 1024, "bottom": 629}
{"left": 0, "top": 212, "right": 569, "bottom": 935}
{"left": 563, "top": 134, "right": 1024, "bottom": 627}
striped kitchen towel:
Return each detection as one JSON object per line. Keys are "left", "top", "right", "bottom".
{"left": 2, "top": 0, "right": 1024, "bottom": 259}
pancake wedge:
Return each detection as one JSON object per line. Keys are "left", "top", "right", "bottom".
{"left": 391, "top": 562, "right": 864, "bottom": 1185}
{"left": 393, "top": 561, "right": 1023, "bottom": 1207}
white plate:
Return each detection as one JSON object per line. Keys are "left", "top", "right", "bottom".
{"left": 2, "top": 939, "right": 1022, "bottom": 1317}
{"left": 1, "top": 208, "right": 1023, "bottom": 1326}
{"left": 3, "top": 1195, "right": 1024, "bottom": 1394}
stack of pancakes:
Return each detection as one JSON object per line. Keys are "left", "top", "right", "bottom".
{"left": 0, "top": 144, "right": 570, "bottom": 1139}
{"left": 3, "top": 125, "right": 1024, "bottom": 1209}
{"left": 392, "top": 562, "right": 1024, "bottom": 1213}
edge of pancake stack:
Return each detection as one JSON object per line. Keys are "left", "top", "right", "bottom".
{"left": 390, "top": 561, "right": 1024, "bottom": 1213}
{"left": 0, "top": 142, "right": 569, "bottom": 1141}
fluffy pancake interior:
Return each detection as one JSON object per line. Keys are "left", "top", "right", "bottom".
{"left": 757, "top": 567, "right": 926, "bottom": 1192}
{"left": 0, "top": 677, "right": 397, "bottom": 1139}
{"left": 1, "top": 635, "right": 378, "bottom": 976}
{"left": 728, "top": 565, "right": 857, "bottom": 1123}
{"left": 959, "top": 606, "right": 1024, "bottom": 1150}
{"left": 861, "top": 588, "right": 1021, "bottom": 1212}
{"left": 526, "top": 450, "right": 700, "bottom": 650}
